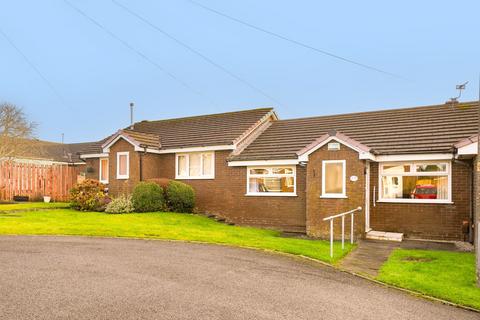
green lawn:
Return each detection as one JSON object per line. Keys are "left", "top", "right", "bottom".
{"left": 0, "top": 203, "right": 353, "bottom": 263}
{"left": 0, "top": 202, "right": 71, "bottom": 211}
{"left": 377, "top": 249, "right": 480, "bottom": 310}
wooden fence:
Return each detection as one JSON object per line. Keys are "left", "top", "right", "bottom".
{"left": 0, "top": 161, "right": 83, "bottom": 202}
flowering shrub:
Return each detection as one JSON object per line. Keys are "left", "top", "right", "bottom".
{"left": 105, "top": 195, "right": 134, "bottom": 214}
{"left": 70, "top": 179, "right": 109, "bottom": 211}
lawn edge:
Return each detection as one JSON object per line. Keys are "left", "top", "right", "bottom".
{"left": 338, "top": 267, "right": 480, "bottom": 314}
{"left": 2, "top": 233, "right": 478, "bottom": 313}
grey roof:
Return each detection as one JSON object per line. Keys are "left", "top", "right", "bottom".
{"left": 12, "top": 140, "right": 100, "bottom": 163}
{"left": 129, "top": 108, "right": 274, "bottom": 149}
{"left": 232, "top": 101, "right": 480, "bottom": 161}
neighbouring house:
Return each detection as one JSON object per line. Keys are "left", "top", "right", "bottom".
{"left": 0, "top": 140, "right": 90, "bottom": 201}
{"left": 79, "top": 101, "right": 479, "bottom": 242}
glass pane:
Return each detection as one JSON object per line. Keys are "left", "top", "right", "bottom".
{"left": 382, "top": 164, "right": 410, "bottom": 174}
{"left": 249, "top": 177, "right": 294, "bottom": 193}
{"left": 272, "top": 167, "right": 293, "bottom": 175}
{"left": 118, "top": 155, "right": 127, "bottom": 175}
{"left": 324, "top": 162, "right": 343, "bottom": 194}
{"left": 381, "top": 175, "right": 448, "bottom": 200}
{"left": 177, "top": 156, "right": 187, "bottom": 176}
{"left": 100, "top": 159, "right": 108, "bottom": 181}
{"left": 189, "top": 153, "right": 201, "bottom": 176}
{"left": 415, "top": 163, "right": 447, "bottom": 172}
{"left": 202, "top": 153, "right": 213, "bottom": 175}
{"left": 249, "top": 168, "right": 269, "bottom": 175}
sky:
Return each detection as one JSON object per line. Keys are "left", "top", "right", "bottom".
{"left": 1, "top": 1, "right": 479, "bottom": 143}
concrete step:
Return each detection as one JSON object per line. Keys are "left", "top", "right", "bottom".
{"left": 366, "top": 230, "right": 403, "bottom": 242}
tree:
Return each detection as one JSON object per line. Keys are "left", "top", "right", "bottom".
{"left": 0, "top": 102, "right": 37, "bottom": 159}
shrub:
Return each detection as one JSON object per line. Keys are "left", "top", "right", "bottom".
{"left": 145, "top": 178, "right": 172, "bottom": 191}
{"left": 70, "top": 179, "right": 109, "bottom": 211}
{"left": 105, "top": 195, "right": 134, "bottom": 214}
{"left": 165, "top": 180, "right": 195, "bottom": 213}
{"left": 131, "top": 182, "right": 165, "bottom": 212}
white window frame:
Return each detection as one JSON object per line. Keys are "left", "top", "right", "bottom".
{"left": 321, "top": 160, "right": 347, "bottom": 198}
{"left": 246, "top": 166, "right": 297, "bottom": 197}
{"left": 99, "top": 158, "right": 109, "bottom": 184}
{"left": 378, "top": 161, "right": 452, "bottom": 204}
{"left": 116, "top": 151, "right": 130, "bottom": 179}
{"left": 175, "top": 152, "right": 215, "bottom": 180}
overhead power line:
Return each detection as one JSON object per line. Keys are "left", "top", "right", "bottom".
{"left": 63, "top": 0, "right": 215, "bottom": 105}
{"left": 0, "top": 26, "right": 65, "bottom": 102}
{"left": 186, "top": 0, "right": 402, "bottom": 79}
{"left": 111, "top": 0, "right": 283, "bottom": 106}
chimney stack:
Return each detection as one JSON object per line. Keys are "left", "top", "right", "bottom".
{"left": 130, "top": 102, "right": 135, "bottom": 129}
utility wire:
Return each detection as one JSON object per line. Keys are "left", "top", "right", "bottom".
{"left": 0, "top": 26, "right": 65, "bottom": 102}
{"left": 63, "top": 0, "right": 215, "bottom": 106}
{"left": 111, "top": 0, "right": 283, "bottom": 106}
{"left": 186, "top": 0, "right": 402, "bottom": 79}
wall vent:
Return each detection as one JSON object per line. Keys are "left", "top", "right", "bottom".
{"left": 328, "top": 142, "right": 340, "bottom": 151}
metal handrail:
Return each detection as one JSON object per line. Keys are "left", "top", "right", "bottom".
{"left": 323, "top": 206, "right": 362, "bottom": 258}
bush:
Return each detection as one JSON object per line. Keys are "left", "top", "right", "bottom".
{"left": 131, "top": 182, "right": 165, "bottom": 212}
{"left": 70, "top": 179, "right": 109, "bottom": 211}
{"left": 165, "top": 181, "right": 195, "bottom": 213}
{"left": 105, "top": 195, "right": 134, "bottom": 214}
{"left": 145, "top": 178, "right": 172, "bottom": 191}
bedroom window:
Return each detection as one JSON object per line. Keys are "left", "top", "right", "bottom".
{"left": 116, "top": 152, "right": 129, "bottom": 179}
{"left": 176, "top": 152, "right": 215, "bottom": 179}
{"left": 247, "top": 166, "right": 296, "bottom": 196}
{"left": 379, "top": 162, "right": 451, "bottom": 203}
{"left": 99, "top": 158, "right": 109, "bottom": 184}
{"left": 321, "top": 160, "right": 346, "bottom": 198}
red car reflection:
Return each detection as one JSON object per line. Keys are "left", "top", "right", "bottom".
{"left": 411, "top": 185, "right": 437, "bottom": 199}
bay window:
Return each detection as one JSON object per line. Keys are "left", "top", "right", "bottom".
{"left": 176, "top": 152, "right": 214, "bottom": 179}
{"left": 99, "top": 158, "right": 109, "bottom": 184}
{"left": 321, "top": 160, "right": 346, "bottom": 198}
{"left": 379, "top": 162, "right": 451, "bottom": 203}
{"left": 247, "top": 166, "right": 296, "bottom": 196}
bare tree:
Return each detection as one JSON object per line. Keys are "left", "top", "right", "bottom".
{"left": 0, "top": 102, "right": 37, "bottom": 159}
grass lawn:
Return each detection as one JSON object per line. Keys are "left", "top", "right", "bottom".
{"left": 0, "top": 203, "right": 353, "bottom": 263}
{"left": 377, "top": 249, "right": 480, "bottom": 310}
{"left": 0, "top": 202, "right": 71, "bottom": 211}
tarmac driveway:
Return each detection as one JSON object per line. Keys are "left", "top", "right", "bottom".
{"left": 0, "top": 236, "right": 477, "bottom": 320}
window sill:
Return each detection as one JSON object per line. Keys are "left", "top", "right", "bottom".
{"left": 99, "top": 181, "right": 109, "bottom": 184}
{"left": 176, "top": 176, "right": 215, "bottom": 180}
{"left": 116, "top": 176, "right": 129, "bottom": 180}
{"left": 376, "top": 199, "right": 454, "bottom": 204}
{"left": 245, "top": 193, "right": 297, "bottom": 197}
{"left": 320, "top": 195, "right": 348, "bottom": 199}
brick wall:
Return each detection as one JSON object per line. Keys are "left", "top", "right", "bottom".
{"left": 369, "top": 160, "right": 472, "bottom": 241}
{"left": 84, "top": 158, "right": 99, "bottom": 180}
{"left": 151, "top": 151, "right": 307, "bottom": 232}
{"left": 107, "top": 139, "right": 140, "bottom": 195}
{"left": 305, "top": 143, "right": 366, "bottom": 239}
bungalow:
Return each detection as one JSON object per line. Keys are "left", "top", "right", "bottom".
{"left": 79, "top": 101, "right": 479, "bottom": 242}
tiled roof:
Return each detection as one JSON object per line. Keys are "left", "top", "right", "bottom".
{"left": 232, "top": 101, "right": 480, "bottom": 161}
{"left": 102, "top": 130, "right": 161, "bottom": 150}
{"left": 12, "top": 140, "right": 101, "bottom": 163}
{"left": 129, "top": 108, "right": 275, "bottom": 149}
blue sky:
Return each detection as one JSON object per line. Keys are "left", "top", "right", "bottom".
{"left": 1, "top": 1, "right": 479, "bottom": 143}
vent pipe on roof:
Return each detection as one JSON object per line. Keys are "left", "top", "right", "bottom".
{"left": 130, "top": 102, "right": 135, "bottom": 129}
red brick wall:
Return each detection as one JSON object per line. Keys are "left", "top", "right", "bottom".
{"left": 150, "top": 151, "right": 306, "bottom": 232}
{"left": 306, "top": 143, "right": 366, "bottom": 239}
{"left": 84, "top": 158, "right": 99, "bottom": 180}
{"left": 107, "top": 139, "right": 140, "bottom": 195}
{"left": 369, "top": 160, "right": 472, "bottom": 241}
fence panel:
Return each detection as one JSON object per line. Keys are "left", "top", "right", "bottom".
{"left": 0, "top": 161, "right": 82, "bottom": 202}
